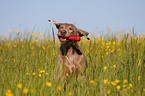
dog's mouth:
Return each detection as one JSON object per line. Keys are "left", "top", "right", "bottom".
{"left": 58, "top": 36, "right": 69, "bottom": 43}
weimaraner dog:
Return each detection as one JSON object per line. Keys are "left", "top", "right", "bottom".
{"left": 48, "top": 20, "right": 89, "bottom": 78}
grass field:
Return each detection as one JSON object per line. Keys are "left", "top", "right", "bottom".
{"left": 0, "top": 28, "right": 145, "bottom": 96}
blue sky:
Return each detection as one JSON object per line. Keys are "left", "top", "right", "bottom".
{"left": 0, "top": 0, "right": 145, "bottom": 36}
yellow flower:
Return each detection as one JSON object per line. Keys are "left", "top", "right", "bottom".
{"left": 39, "top": 32, "right": 41, "bottom": 34}
{"left": 133, "top": 37, "right": 137, "bottom": 40}
{"left": 123, "top": 79, "right": 127, "bottom": 83}
{"left": 124, "top": 88, "right": 127, "bottom": 91}
{"left": 66, "top": 73, "right": 69, "bottom": 77}
{"left": 107, "top": 90, "right": 111, "bottom": 94}
{"left": 104, "top": 66, "right": 107, "bottom": 70}
{"left": 115, "top": 80, "right": 120, "bottom": 84}
{"left": 42, "top": 46, "right": 45, "bottom": 50}
{"left": 45, "top": 73, "right": 48, "bottom": 75}
{"left": 113, "top": 41, "right": 116, "bottom": 45}
{"left": 17, "top": 83, "right": 22, "bottom": 89}
{"left": 123, "top": 85, "right": 128, "bottom": 87}
{"left": 31, "top": 33, "right": 35, "bottom": 36}
{"left": 131, "top": 90, "right": 134, "bottom": 93}
{"left": 26, "top": 73, "right": 29, "bottom": 75}
{"left": 30, "top": 89, "right": 35, "bottom": 93}
{"left": 106, "top": 46, "right": 109, "bottom": 49}
{"left": 5, "top": 93, "right": 13, "bottom": 96}
{"left": 89, "top": 80, "right": 95, "bottom": 84}
{"left": 32, "top": 73, "right": 35, "bottom": 75}
{"left": 104, "top": 79, "right": 109, "bottom": 84}
{"left": 143, "top": 88, "right": 145, "bottom": 91}
{"left": 107, "top": 26, "right": 112, "bottom": 31}
{"left": 38, "top": 74, "right": 41, "bottom": 77}
{"left": 40, "top": 70, "right": 43, "bottom": 73}
{"left": 31, "top": 40, "right": 34, "bottom": 43}
{"left": 46, "top": 82, "right": 52, "bottom": 87}
{"left": 69, "top": 92, "right": 72, "bottom": 95}
{"left": 127, "top": 87, "right": 130, "bottom": 89}
{"left": 117, "top": 85, "right": 121, "bottom": 90}
{"left": 35, "top": 39, "right": 39, "bottom": 42}
{"left": 112, "top": 82, "right": 117, "bottom": 86}
{"left": 138, "top": 76, "right": 140, "bottom": 80}
{"left": 8, "top": 90, "right": 11, "bottom": 93}
{"left": 113, "top": 65, "right": 116, "bottom": 68}
{"left": 5, "top": 90, "right": 13, "bottom": 96}
{"left": 57, "top": 86, "right": 62, "bottom": 91}
{"left": 129, "top": 83, "right": 133, "bottom": 87}
{"left": 23, "top": 88, "right": 28, "bottom": 94}
{"left": 42, "top": 70, "right": 45, "bottom": 73}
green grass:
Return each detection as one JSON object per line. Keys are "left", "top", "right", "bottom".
{"left": 0, "top": 31, "right": 145, "bottom": 96}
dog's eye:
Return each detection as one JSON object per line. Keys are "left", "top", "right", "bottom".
{"left": 60, "top": 27, "right": 64, "bottom": 29}
{"left": 69, "top": 27, "right": 73, "bottom": 30}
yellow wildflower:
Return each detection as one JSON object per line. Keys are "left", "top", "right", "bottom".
{"left": 66, "top": 73, "right": 69, "bottom": 76}
{"left": 138, "top": 76, "right": 140, "bottom": 80}
{"left": 32, "top": 73, "right": 35, "bottom": 75}
{"left": 123, "top": 85, "right": 128, "bottom": 88}
{"left": 42, "top": 46, "right": 45, "bottom": 50}
{"left": 58, "top": 86, "right": 62, "bottom": 91}
{"left": 129, "top": 83, "right": 133, "bottom": 87}
{"left": 39, "top": 32, "right": 41, "bottom": 34}
{"left": 107, "top": 90, "right": 111, "bottom": 94}
{"left": 104, "top": 66, "right": 107, "bottom": 70}
{"left": 117, "top": 85, "right": 121, "bottom": 90}
{"left": 5, "top": 90, "right": 13, "bottom": 96}
{"left": 127, "top": 87, "right": 130, "bottom": 89}
{"left": 107, "top": 26, "right": 112, "bottom": 31}
{"left": 42, "top": 70, "right": 45, "bottom": 73}
{"left": 17, "top": 83, "right": 22, "bottom": 89}
{"left": 45, "top": 73, "right": 48, "bottom": 75}
{"left": 31, "top": 40, "right": 34, "bottom": 43}
{"left": 131, "top": 90, "right": 134, "bottom": 93}
{"left": 89, "top": 80, "right": 95, "bottom": 84}
{"left": 124, "top": 88, "right": 127, "bottom": 91}
{"left": 23, "top": 88, "right": 28, "bottom": 94}
{"left": 38, "top": 74, "right": 41, "bottom": 77}
{"left": 35, "top": 39, "right": 39, "bottom": 42}
{"left": 106, "top": 46, "right": 109, "bottom": 49}
{"left": 30, "top": 89, "right": 35, "bottom": 93}
{"left": 69, "top": 92, "right": 72, "bottom": 95}
{"left": 113, "top": 41, "right": 116, "bottom": 45}
{"left": 113, "top": 65, "right": 116, "bottom": 68}
{"left": 115, "top": 80, "right": 120, "bottom": 84}
{"left": 46, "top": 82, "right": 52, "bottom": 87}
{"left": 31, "top": 33, "right": 35, "bottom": 36}
{"left": 104, "top": 79, "right": 109, "bottom": 84}
{"left": 112, "top": 82, "right": 117, "bottom": 86}
{"left": 123, "top": 79, "right": 127, "bottom": 83}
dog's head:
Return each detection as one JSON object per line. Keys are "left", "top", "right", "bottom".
{"left": 48, "top": 20, "right": 90, "bottom": 44}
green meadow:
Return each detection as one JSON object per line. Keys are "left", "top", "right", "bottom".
{"left": 0, "top": 28, "right": 145, "bottom": 96}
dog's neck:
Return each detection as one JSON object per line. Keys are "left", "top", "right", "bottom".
{"left": 60, "top": 42, "right": 82, "bottom": 56}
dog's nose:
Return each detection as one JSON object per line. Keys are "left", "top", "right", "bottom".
{"left": 60, "top": 30, "right": 67, "bottom": 35}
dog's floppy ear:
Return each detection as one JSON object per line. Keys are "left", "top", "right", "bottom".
{"left": 77, "top": 28, "right": 90, "bottom": 40}
{"left": 48, "top": 20, "right": 61, "bottom": 29}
